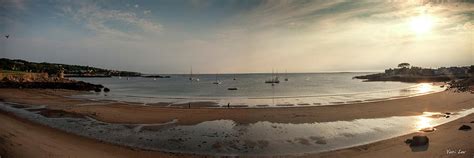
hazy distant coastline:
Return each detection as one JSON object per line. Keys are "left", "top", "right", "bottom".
{"left": 354, "top": 63, "right": 473, "bottom": 83}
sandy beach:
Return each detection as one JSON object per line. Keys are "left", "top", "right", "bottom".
{"left": 0, "top": 89, "right": 473, "bottom": 125}
{"left": 1, "top": 88, "right": 473, "bottom": 157}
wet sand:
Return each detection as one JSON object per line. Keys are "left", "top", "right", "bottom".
{"left": 312, "top": 113, "right": 474, "bottom": 158}
{"left": 0, "top": 111, "right": 196, "bottom": 158}
{"left": 0, "top": 88, "right": 474, "bottom": 157}
{"left": 0, "top": 89, "right": 473, "bottom": 125}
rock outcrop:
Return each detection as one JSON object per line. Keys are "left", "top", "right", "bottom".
{"left": 0, "top": 72, "right": 104, "bottom": 91}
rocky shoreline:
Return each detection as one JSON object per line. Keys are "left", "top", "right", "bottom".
{"left": 0, "top": 81, "right": 104, "bottom": 91}
{"left": 0, "top": 71, "right": 105, "bottom": 92}
{"left": 353, "top": 73, "right": 455, "bottom": 82}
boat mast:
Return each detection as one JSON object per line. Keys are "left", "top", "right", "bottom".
{"left": 189, "top": 66, "right": 193, "bottom": 80}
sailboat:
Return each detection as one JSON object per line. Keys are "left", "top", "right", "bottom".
{"left": 265, "top": 69, "right": 280, "bottom": 84}
{"left": 189, "top": 67, "right": 199, "bottom": 82}
{"left": 284, "top": 70, "right": 289, "bottom": 81}
{"left": 212, "top": 73, "right": 222, "bottom": 84}
{"left": 233, "top": 74, "right": 236, "bottom": 80}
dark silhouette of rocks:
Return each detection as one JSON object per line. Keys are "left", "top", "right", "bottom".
{"left": 94, "top": 88, "right": 101, "bottom": 92}
{"left": 143, "top": 75, "right": 171, "bottom": 78}
{"left": 406, "top": 136, "right": 429, "bottom": 152}
{"left": 104, "top": 87, "right": 110, "bottom": 92}
{"left": 354, "top": 64, "right": 472, "bottom": 83}
{"left": 409, "top": 136, "right": 429, "bottom": 146}
{"left": 0, "top": 81, "right": 103, "bottom": 91}
{"left": 1, "top": 72, "right": 104, "bottom": 91}
{"left": 458, "top": 125, "right": 471, "bottom": 131}
{"left": 404, "top": 139, "right": 412, "bottom": 144}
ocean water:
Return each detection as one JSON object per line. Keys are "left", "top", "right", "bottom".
{"left": 71, "top": 72, "right": 445, "bottom": 107}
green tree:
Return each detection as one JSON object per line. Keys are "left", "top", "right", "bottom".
{"left": 398, "top": 63, "right": 410, "bottom": 69}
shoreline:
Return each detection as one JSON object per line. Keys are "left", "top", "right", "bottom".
{"left": 313, "top": 113, "right": 474, "bottom": 158}
{"left": 0, "top": 107, "right": 194, "bottom": 158}
{"left": 71, "top": 82, "right": 446, "bottom": 109}
{"left": 0, "top": 88, "right": 473, "bottom": 157}
{"left": 1, "top": 89, "right": 473, "bottom": 125}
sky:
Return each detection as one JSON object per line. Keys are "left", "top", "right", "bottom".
{"left": 0, "top": 0, "right": 473, "bottom": 74}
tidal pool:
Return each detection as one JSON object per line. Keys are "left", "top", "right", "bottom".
{"left": 0, "top": 102, "right": 471, "bottom": 156}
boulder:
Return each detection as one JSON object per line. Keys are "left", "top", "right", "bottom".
{"left": 410, "top": 136, "right": 429, "bottom": 146}
{"left": 458, "top": 125, "right": 471, "bottom": 131}
{"left": 104, "top": 87, "right": 110, "bottom": 92}
{"left": 94, "top": 88, "right": 101, "bottom": 92}
{"left": 404, "top": 139, "right": 412, "bottom": 144}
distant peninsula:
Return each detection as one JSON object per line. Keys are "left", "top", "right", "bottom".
{"left": 0, "top": 58, "right": 141, "bottom": 77}
{"left": 0, "top": 58, "right": 145, "bottom": 91}
{"left": 354, "top": 63, "right": 473, "bottom": 83}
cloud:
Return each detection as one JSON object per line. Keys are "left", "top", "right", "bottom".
{"left": 60, "top": 2, "right": 161, "bottom": 40}
{"left": 200, "top": 0, "right": 473, "bottom": 72}
{"left": 0, "top": 0, "right": 26, "bottom": 10}
{"left": 134, "top": 4, "right": 139, "bottom": 8}
{"left": 3, "top": 0, "right": 472, "bottom": 73}
{"left": 463, "top": 22, "right": 474, "bottom": 30}
{"left": 144, "top": 10, "right": 151, "bottom": 15}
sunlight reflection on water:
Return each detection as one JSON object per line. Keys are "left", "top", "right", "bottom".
{"left": 416, "top": 83, "right": 433, "bottom": 94}
{"left": 1, "top": 102, "right": 473, "bottom": 156}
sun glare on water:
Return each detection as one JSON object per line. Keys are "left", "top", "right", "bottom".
{"left": 409, "top": 15, "right": 435, "bottom": 34}
{"left": 417, "top": 83, "right": 433, "bottom": 93}
{"left": 416, "top": 115, "right": 433, "bottom": 130}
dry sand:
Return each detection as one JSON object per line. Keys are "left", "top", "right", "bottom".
{"left": 0, "top": 88, "right": 474, "bottom": 157}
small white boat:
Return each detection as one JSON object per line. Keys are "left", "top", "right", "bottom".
{"left": 189, "top": 67, "right": 199, "bottom": 82}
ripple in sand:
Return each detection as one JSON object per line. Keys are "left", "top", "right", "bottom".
{"left": 297, "top": 103, "right": 311, "bottom": 106}
{"left": 276, "top": 104, "right": 294, "bottom": 107}
{"left": 230, "top": 105, "right": 249, "bottom": 108}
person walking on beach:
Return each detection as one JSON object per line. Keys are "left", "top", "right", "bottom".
{"left": 227, "top": 103, "right": 230, "bottom": 108}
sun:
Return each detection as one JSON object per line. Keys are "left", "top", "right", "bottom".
{"left": 409, "top": 15, "right": 435, "bottom": 34}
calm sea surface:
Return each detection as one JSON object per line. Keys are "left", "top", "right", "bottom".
{"left": 71, "top": 72, "right": 445, "bottom": 107}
